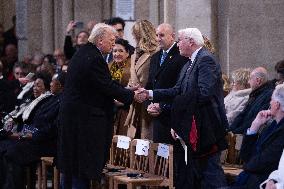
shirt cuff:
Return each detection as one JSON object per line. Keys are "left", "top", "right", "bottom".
{"left": 246, "top": 128, "right": 257, "bottom": 135}
{"left": 148, "top": 90, "right": 153, "bottom": 100}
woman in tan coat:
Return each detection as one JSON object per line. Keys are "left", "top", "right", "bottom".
{"left": 124, "top": 20, "right": 158, "bottom": 139}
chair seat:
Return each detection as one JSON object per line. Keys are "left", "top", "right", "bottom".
{"left": 222, "top": 165, "right": 243, "bottom": 177}
{"left": 41, "top": 157, "right": 54, "bottom": 165}
{"left": 114, "top": 173, "right": 169, "bottom": 186}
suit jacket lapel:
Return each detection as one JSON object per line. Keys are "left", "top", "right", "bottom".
{"left": 155, "top": 45, "right": 177, "bottom": 78}
{"left": 187, "top": 47, "right": 204, "bottom": 75}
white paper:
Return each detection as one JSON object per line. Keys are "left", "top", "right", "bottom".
{"left": 157, "top": 143, "right": 169, "bottom": 159}
{"left": 115, "top": 0, "right": 134, "bottom": 20}
{"left": 117, "top": 136, "right": 131, "bottom": 149}
{"left": 135, "top": 139, "right": 150, "bottom": 156}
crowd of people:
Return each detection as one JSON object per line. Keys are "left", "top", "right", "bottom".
{"left": 0, "top": 14, "right": 284, "bottom": 189}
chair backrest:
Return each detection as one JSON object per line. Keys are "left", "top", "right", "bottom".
{"left": 109, "top": 135, "right": 132, "bottom": 167}
{"left": 129, "top": 139, "right": 152, "bottom": 172}
{"left": 149, "top": 143, "right": 174, "bottom": 188}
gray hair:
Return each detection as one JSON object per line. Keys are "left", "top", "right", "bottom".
{"left": 88, "top": 23, "right": 117, "bottom": 44}
{"left": 272, "top": 83, "right": 284, "bottom": 111}
{"left": 252, "top": 67, "right": 268, "bottom": 83}
{"left": 178, "top": 28, "right": 204, "bottom": 46}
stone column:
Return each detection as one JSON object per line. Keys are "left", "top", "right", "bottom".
{"left": 163, "top": 0, "right": 176, "bottom": 31}
{"left": 176, "top": 0, "right": 218, "bottom": 62}
{"left": 15, "top": 0, "right": 28, "bottom": 61}
{"left": 62, "top": 0, "right": 73, "bottom": 35}
{"left": 42, "top": 0, "right": 54, "bottom": 54}
{"left": 149, "top": 0, "right": 159, "bottom": 26}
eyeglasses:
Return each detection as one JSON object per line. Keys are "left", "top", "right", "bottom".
{"left": 116, "top": 29, "right": 123, "bottom": 32}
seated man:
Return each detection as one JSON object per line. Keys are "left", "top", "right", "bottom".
{"left": 230, "top": 67, "right": 275, "bottom": 134}
{"left": 234, "top": 84, "right": 284, "bottom": 189}
{"left": 260, "top": 149, "right": 284, "bottom": 189}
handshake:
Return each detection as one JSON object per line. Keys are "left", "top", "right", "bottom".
{"left": 133, "top": 88, "right": 150, "bottom": 103}
{"left": 125, "top": 85, "right": 150, "bottom": 103}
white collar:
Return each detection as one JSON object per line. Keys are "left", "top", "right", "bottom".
{"left": 163, "top": 42, "right": 176, "bottom": 54}
{"left": 190, "top": 47, "right": 202, "bottom": 63}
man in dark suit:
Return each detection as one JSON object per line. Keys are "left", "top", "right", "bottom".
{"left": 139, "top": 28, "right": 228, "bottom": 189}
{"left": 57, "top": 23, "right": 137, "bottom": 189}
{"left": 145, "top": 23, "right": 187, "bottom": 144}
{"left": 235, "top": 84, "right": 284, "bottom": 189}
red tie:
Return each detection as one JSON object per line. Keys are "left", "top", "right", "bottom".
{"left": 189, "top": 115, "right": 198, "bottom": 151}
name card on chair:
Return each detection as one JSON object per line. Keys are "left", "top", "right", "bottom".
{"left": 117, "top": 136, "right": 131, "bottom": 149}
{"left": 135, "top": 139, "right": 150, "bottom": 156}
{"left": 157, "top": 143, "right": 169, "bottom": 159}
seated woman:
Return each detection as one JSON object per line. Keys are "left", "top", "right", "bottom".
{"left": 225, "top": 68, "right": 251, "bottom": 125}
{"left": 233, "top": 84, "right": 284, "bottom": 189}
{"left": 0, "top": 72, "right": 53, "bottom": 189}
{"left": 108, "top": 38, "right": 131, "bottom": 135}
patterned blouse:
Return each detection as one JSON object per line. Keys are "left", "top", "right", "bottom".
{"left": 109, "top": 61, "right": 127, "bottom": 83}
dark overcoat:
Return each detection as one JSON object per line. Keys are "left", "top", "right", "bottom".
{"left": 57, "top": 42, "right": 134, "bottom": 180}
{"left": 145, "top": 43, "right": 188, "bottom": 143}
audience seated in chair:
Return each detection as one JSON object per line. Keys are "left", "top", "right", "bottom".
{"left": 260, "top": 149, "right": 284, "bottom": 189}
{"left": 0, "top": 72, "right": 65, "bottom": 189}
{"left": 225, "top": 68, "right": 251, "bottom": 125}
{"left": 230, "top": 67, "right": 275, "bottom": 134}
{"left": 233, "top": 84, "right": 284, "bottom": 189}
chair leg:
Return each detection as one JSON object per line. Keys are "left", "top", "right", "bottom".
{"left": 127, "top": 183, "right": 135, "bottom": 189}
{"left": 42, "top": 162, "right": 47, "bottom": 189}
{"left": 53, "top": 168, "right": 59, "bottom": 189}
{"left": 113, "top": 179, "right": 119, "bottom": 189}
{"left": 108, "top": 177, "right": 113, "bottom": 189}
{"left": 26, "top": 167, "right": 31, "bottom": 189}
{"left": 37, "top": 164, "right": 42, "bottom": 189}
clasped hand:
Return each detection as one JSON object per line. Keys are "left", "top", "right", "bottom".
{"left": 134, "top": 88, "right": 149, "bottom": 103}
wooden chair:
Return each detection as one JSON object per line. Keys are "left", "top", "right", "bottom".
{"left": 37, "top": 157, "right": 59, "bottom": 189}
{"left": 109, "top": 135, "right": 132, "bottom": 167}
{"left": 113, "top": 143, "right": 174, "bottom": 189}
{"left": 102, "top": 135, "right": 132, "bottom": 189}
{"left": 222, "top": 133, "right": 244, "bottom": 183}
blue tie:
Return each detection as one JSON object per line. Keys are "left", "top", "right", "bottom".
{"left": 160, "top": 51, "right": 167, "bottom": 66}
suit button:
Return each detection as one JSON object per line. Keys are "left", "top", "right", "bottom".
{"left": 154, "top": 80, "right": 157, "bottom": 83}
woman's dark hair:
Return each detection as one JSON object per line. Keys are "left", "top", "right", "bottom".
{"left": 115, "top": 38, "right": 131, "bottom": 54}
{"left": 275, "top": 59, "right": 284, "bottom": 79}
{"left": 44, "top": 54, "right": 56, "bottom": 66}
{"left": 76, "top": 31, "right": 89, "bottom": 38}
{"left": 35, "top": 71, "right": 52, "bottom": 90}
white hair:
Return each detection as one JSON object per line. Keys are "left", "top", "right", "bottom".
{"left": 272, "top": 83, "right": 284, "bottom": 111}
{"left": 88, "top": 23, "right": 117, "bottom": 44}
{"left": 178, "top": 28, "right": 204, "bottom": 46}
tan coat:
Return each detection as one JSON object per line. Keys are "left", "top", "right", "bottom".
{"left": 124, "top": 50, "right": 156, "bottom": 139}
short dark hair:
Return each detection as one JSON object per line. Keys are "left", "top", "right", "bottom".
{"left": 106, "top": 17, "right": 125, "bottom": 29}
{"left": 35, "top": 72, "right": 52, "bottom": 90}
{"left": 115, "top": 38, "right": 131, "bottom": 54}
{"left": 275, "top": 59, "right": 284, "bottom": 79}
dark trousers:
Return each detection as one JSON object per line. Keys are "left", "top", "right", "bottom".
{"left": 2, "top": 157, "right": 25, "bottom": 189}
{"left": 60, "top": 174, "right": 90, "bottom": 189}
{"left": 174, "top": 144, "right": 227, "bottom": 189}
